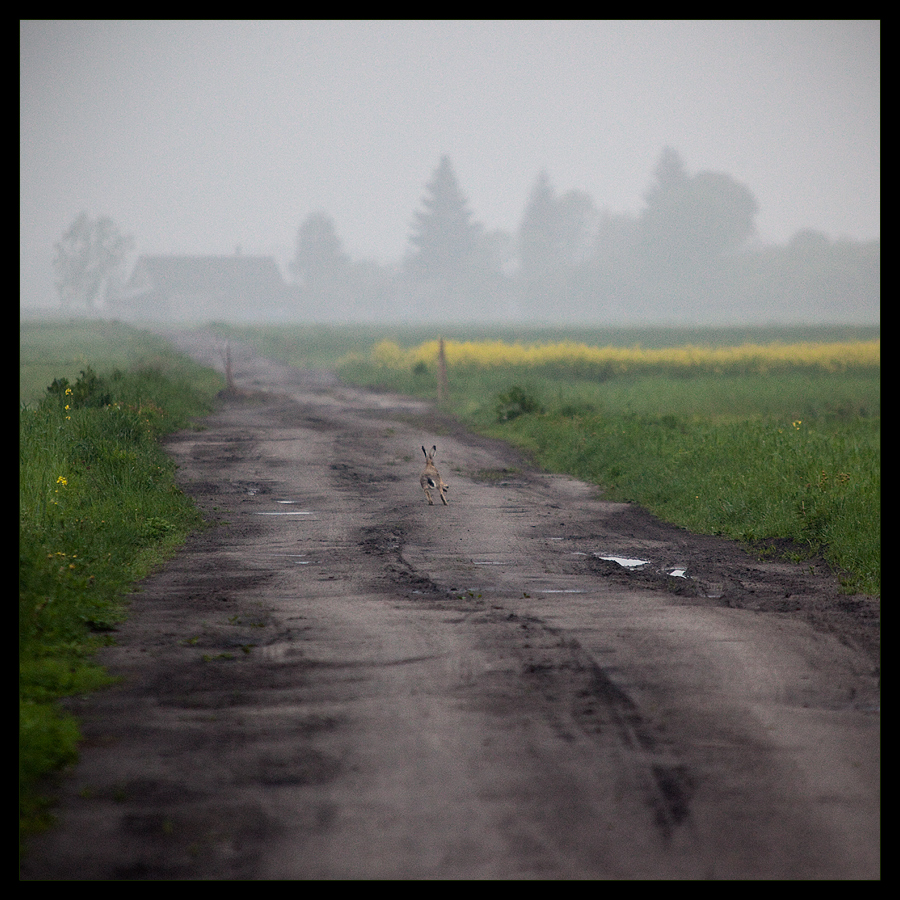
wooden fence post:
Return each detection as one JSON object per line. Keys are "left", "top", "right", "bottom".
{"left": 221, "top": 341, "right": 238, "bottom": 396}
{"left": 437, "top": 337, "right": 449, "bottom": 405}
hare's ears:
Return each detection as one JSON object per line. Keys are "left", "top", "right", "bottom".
{"left": 422, "top": 445, "right": 436, "bottom": 459}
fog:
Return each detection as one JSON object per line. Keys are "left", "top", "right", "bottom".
{"left": 20, "top": 20, "right": 880, "bottom": 324}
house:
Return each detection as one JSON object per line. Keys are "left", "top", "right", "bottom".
{"left": 107, "top": 254, "right": 291, "bottom": 321}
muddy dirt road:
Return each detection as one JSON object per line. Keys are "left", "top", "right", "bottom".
{"left": 22, "top": 332, "right": 879, "bottom": 879}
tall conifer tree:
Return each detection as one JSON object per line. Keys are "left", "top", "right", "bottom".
{"left": 407, "top": 156, "right": 484, "bottom": 282}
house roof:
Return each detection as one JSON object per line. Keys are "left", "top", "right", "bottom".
{"left": 123, "top": 254, "right": 286, "bottom": 300}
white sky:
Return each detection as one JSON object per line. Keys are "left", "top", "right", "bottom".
{"left": 20, "top": 20, "right": 879, "bottom": 306}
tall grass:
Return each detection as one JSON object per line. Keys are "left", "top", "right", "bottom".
{"left": 20, "top": 319, "right": 222, "bottom": 406}
{"left": 19, "top": 321, "right": 223, "bottom": 850}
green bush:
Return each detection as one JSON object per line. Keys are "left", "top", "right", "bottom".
{"left": 495, "top": 385, "right": 545, "bottom": 422}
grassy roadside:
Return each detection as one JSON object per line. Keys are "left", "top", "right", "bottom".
{"left": 478, "top": 390, "right": 880, "bottom": 594}
{"left": 19, "top": 320, "right": 224, "bottom": 850}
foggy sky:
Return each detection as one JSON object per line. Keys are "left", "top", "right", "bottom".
{"left": 20, "top": 20, "right": 880, "bottom": 308}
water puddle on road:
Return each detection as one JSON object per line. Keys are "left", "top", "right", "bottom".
{"left": 594, "top": 554, "right": 688, "bottom": 579}
{"left": 595, "top": 554, "right": 650, "bottom": 568}
{"left": 256, "top": 552, "right": 312, "bottom": 565}
{"left": 537, "top": 589, "right": 587, "bottom": 594}
{"left": 254, "top": 500, "right": 310, "bottom": 512}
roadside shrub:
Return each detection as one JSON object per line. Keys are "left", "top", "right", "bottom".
{"left": 43, "top": 367, "right": 112, "bottom": 410}
{"left": 495, "top": 385, "right": 544, "bottom": 422}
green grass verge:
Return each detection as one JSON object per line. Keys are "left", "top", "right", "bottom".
{"left": 19, "top": 320, "right": 224, "bottom": 852}
{"left": 481, "top": 397, "right": 880, "bottom": 595}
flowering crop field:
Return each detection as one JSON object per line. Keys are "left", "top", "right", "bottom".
{"left": 366, "top": 336, "right": 880, "bottom": 378}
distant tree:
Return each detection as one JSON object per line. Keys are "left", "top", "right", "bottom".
{"left": 344, "top": 258, "right": 402, "bottom": 321}
{"left": 53, "top": 212, "right": 133, "bottom": 310}
{"left": 638, "top": 147, "right": 758, "bottom": 274}
{"left": 517, "top": 169, "right": 559, "bottom": 285}
{"left": 756, "top": 230, "right": 881, "bottom": 322}
{"left": 580, "top": 209, "right": 641, "bottom": 320}
{"left": 643, "top": 145, "right": 688, "bottom": 213}
{"left": 554, "top": 189, "right": 596, "bottom": 267}
{"left": 519, "top": 173, "right": 597, "bottom": 271}
{"left": 517, "top": 170, "right": 596, "bottom": 317}
{"left": 406, "top": 156, "right": 488, "bottom": 283}
{"left": 683, "top": 171, "right": 758, "bottom": 258}
{"left": 482, "top": 227, "right": 516, "bottom": 277}
{"left": 291, "top": 211, "right": 350, "bottom": 292}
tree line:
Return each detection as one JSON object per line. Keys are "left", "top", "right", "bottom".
{"left": 290, "top": 149, "right": 878, "bottom": 324}
{"left": 54, "top": 148, "right": 879, "bottom": 324}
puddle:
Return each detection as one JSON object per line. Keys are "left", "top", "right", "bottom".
{"left": 255, "top": 511, "right": 314, "bottom": 516}
{"left": 595, "top": 554, "right": 650, "bottom": 568}
{"left": 594, "top": 554, "right": 688, "bottom": 578}
{"left": 256, "top": 552, "right": 312, "bottom": 565}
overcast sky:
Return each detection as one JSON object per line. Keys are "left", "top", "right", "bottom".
{"left": 20, "top": 20, "right": 879, "bottom": 306}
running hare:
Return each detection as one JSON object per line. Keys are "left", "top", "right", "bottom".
{"left": 420, "top": 445, "right": 449, "bottom": 505}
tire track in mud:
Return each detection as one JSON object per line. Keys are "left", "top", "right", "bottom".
{"left": 357, "top": 512, "right": 698, "bottom": 847}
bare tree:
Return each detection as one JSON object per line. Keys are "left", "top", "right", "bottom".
{"left": 53, "top": 212, "right": 133, "bottom": 310}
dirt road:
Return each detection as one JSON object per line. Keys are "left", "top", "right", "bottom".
{"left": 22, "top": 332, "right": 879, "bottom": 879}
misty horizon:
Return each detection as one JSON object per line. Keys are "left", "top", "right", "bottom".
{"left": 20, "top": 20, "right": 879, "bottom": 323}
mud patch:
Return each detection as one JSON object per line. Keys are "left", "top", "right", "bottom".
{"left": 358, "top": 523, "right": 447, "bottom": 597}
{"left": 457, "top": 608, "right": 698, "bottom": 842}
{"left": 563, "top": 507, "right": 880, "bottom": 661}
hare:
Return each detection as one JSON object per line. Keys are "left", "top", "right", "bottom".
{"left": 420, "top": 445, "right": 449, "bottom": 505}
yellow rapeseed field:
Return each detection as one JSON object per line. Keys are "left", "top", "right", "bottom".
{"left": 370, "top": 338, "right": 880, "bottom": 377}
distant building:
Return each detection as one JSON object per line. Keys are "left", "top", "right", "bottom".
{"left": 107, "top": 254, "right": 292, "bottom": 321}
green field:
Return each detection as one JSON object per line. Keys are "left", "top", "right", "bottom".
{"left": 19, "top": 320, "right": 224, "bottom": 849}
{"left": 212, "top": 322, "right": 880, "bottom": 598}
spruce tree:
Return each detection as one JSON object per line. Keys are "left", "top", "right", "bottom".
{"left": 407, "top": 156, "right": 485, "bottom": 283}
